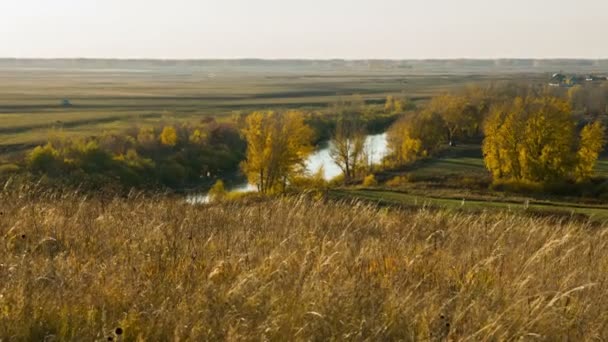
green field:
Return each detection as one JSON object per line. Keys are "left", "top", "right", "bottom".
{"left": 334, "top": 143, "right": 608, "bottom": 222}
{"left": 333, "top": 188, "right": 608, "bottom": 222}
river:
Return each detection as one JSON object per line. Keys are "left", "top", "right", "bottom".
{"left": 188, "top": 132, "right": 388, "bottom": 203}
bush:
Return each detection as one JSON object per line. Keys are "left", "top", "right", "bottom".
{"left": 328, "top": 174, "right": 345, "bottom": 187}
{"left": 20, "top": 121, "right": 247, "bottom": 191}
{"left": 490, "top": 179, "right": 544, "bottom": 194}
{"left": 208, "top": 180, "right": 227, "bottom": 202}
{"left": 386, "top": 175, "right": 410, "bottom": 187}
{"left": 158, "top": 161, "right": 187, "bottom": 188}
{"left": 362, "top": 174, "right": 378, "bottom": 187}
{"left": 27, "top": 143, "right": 64, "bottom": 176}
{"left": 0, "top": 163, "right": 20, "bottom": 175}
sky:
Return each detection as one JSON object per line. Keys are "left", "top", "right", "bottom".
{"left": 1, "top": 0, "right": 607, "bottom": 59}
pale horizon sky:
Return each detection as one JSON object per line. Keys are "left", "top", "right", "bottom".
{"left": 2, "top": 0, "right": 607, "bottom": 59}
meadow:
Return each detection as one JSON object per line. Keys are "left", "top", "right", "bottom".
{"left": 1, "top": 187, "right": 608, "bottom": 340}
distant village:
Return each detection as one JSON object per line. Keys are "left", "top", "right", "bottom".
{"left": 549, "top": 73, "right": 608, "bottom": 87}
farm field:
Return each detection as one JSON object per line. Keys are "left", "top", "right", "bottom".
{"left": 0, "top": 59, "right": 564, "bottom": 156}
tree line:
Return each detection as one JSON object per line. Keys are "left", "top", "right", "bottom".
{"left": 2, "top": 99, "right": 401, "bottom": 192}
{"left": 12, "top": 118, "right": 246, "bottom": 190}
{"left": 385, "top": 82, "right": 607, "bottom": 189}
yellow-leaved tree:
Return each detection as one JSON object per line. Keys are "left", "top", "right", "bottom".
{"left": 160, "top": 126, "right": 178, "bottom": 147}
{"left": 241, "top": 111, "right": 313, "bottom": 194}
{"left": 575, "top": 121, "right": 605, "bottom": 182}
{"left": 426, "top": 94, "right": 481, "bottom": 144}
{"left": 386, "top": 110, "right": 446, "bottom": 166}
{"left": 384, "top": 95, "right": 395, "bottom": 113}
{"left": 483, "top": 96, "right": 604, "bottom": 184}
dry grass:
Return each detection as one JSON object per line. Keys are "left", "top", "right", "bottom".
{"left": 1, "top": 187, "right": 608, "bottom": 340}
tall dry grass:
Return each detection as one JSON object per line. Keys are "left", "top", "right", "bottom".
{"left": 1, "top": 187, "right": 608, "bottom": 340}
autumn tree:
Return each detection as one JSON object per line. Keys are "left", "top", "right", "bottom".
{"left": 483, "top": 96, "right": 604, "bottom": 184}
{"left": 426, "top": 94, "right": 481, "bottom": 144}
{"left": 136, "top": 127, "right": 156, "bottom": 148}
{"left": 384, "top": 95, "right": 395, "bottom": 113}
{"left": 384, "top": 95, "right": 410, "bottom": 114}
{"left": 160, "top": 126, "right": 178, "bottom": 146}
{"left": 575, "top": 121, "right": 606, "bottom": 181}
{"left": 386, "top": 111, "right": 446, "bottom": 166}
{"left": 241, "top": 111, "right": 313, "bottom": 194}
{"left": 568, "top": 84, "right": 608, "bottom": 117}
{"left": 189, "top": 128, "right": 207, "bottom": 145}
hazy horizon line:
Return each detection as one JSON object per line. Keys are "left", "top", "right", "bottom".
{"left": 2, "top": 57, "right": 608, "bottom": 62}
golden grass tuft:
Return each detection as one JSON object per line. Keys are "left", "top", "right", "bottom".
{"left": 1, "top": 188, "right": 608, "bottom": 340}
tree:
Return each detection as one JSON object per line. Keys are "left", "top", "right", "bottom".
{"left": 385, "top": 95, "right": 411, "bottom": 114}
{"left": 482, "top": 96, "right": 592, "bottom": 184}
{"left": 384, "top": 96, "right": 395, "bottom": 113}
{"left": 189, "top": 129, "right": 207, "bottom": 145}
{"left": 575, "top": 121, "right": 605, "bottom": 182}
{"left": 241, "top": 111, "right": 313, "bottom": 194}
{"left": 427, "top": 94, "right": 480, "bottom": 144}
{"left": 386, "top": 111, "right": 446, "bottom": 166}
{"left": 329, "top": 111, "right": 366, "bottom": 182}
{"left": 137, "top": 127, "right": 156, "bottom": 148}
{"left": 160, "top": 126, "right": 178, "bottom": 147}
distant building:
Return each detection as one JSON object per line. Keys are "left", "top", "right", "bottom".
{"left": 549, "top": 73, "right": 566, "bottom": 87}
{"left": 549, "top": 73, "right": 590, "bottom": 87}
{"left": 61, "top": 99, "right": 72, "bottom": 107}
{"left": 586, "top": 75, "right": 608, "bottom": 82}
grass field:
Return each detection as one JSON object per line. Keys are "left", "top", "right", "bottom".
{"left": 333, "top": 188, "right": 608, "bottom": 222}
{"left": 334, "top": 143, "right": 608, "bottom": 222}
{"left": 2, "top": 189, "right": 608, "bottom": 340}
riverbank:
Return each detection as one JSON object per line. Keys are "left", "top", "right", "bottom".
{"left": 187, "top": 132, "right": 389, "bottom": 203}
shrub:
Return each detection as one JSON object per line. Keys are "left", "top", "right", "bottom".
{"left": 158, "top": 161, "right": 187, "bottom": 188}
{"left": 362, "top": 174, "right": 377, "bottom": 187}
{"left": 27, "top": 143, "right": 64, "bottom": 176}
{"left": 0, "top": 163, "right": 20, "bottom": 175}
{"left": 208, "top": 180, "right": 227, "bottom": 202}
{"left": 490, "top": 179, "right": 544, "bottom": 193}
{"left": 386, "top": 175, "right": 410, "bottom": 187}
